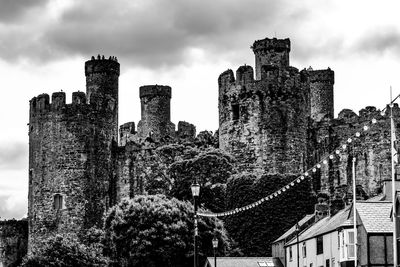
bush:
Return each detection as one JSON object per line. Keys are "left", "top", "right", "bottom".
{"left": 104, "top": 194, "right": 232, "bottom": 267}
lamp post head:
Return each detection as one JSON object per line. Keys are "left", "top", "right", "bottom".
{"left": 191, "top": 181, "right": 200, "bottom": 197}
{"left": 212, "top": 237, "right": 218, "bottom": 249}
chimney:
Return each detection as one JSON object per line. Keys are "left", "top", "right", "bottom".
{"left": 383, "top": 179, "right": 400, "bottom": 201}
{"left": 315, "top": 193, "right": 329, "bottom": 222}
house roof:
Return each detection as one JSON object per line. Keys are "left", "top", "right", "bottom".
{"left": 204, "top": 257, "right": 283, "bottom": 267}
{"left": 286, "top": 206, "right": 351, "bottom": 246}
{"left": 366, "top": 194, "right": 386, "bottom": 201}
{"left": 286, "top": 201, "right": 393, "bottom": 247}
{"left": 354, "top": 201, "right": 393, "bottom": 233}
{"left": 273, "top": 214, "right": 314, "bottom": 243}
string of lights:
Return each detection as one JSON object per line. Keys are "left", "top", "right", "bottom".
{"left": 197, "top": 101, "right": 398, "bottom": 218}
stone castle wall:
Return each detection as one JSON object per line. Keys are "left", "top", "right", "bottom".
{"left": 0, "top": 220, "right": 28, "bottom": 267}
{"left": 28, "top": 56, "right": 119, "bottom": 252}
{"left": 311, "top": 105, "right": 400, "bottom": 197}
{"left": 20, "top": 36, "right": 400, "bottom": 262}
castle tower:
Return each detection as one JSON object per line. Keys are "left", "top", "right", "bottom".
{"left": 85, "top": 55, "right": 120, "bottom": 136}
{"left": 252, "top": 37, "right": 290, "bottom": 80}
{"left": 137, "top": 85, "right": 175, "bottom": 141}
{"left": 308, "top": 68, "right": 335, "bottom": 121}
{"left": 218, "top": 37, "right": 309, "bottom": 175}
{"left": 28, "top": 56, "right": 119, "bottom": 252}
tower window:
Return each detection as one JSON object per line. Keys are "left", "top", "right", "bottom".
{"left": 232, "top": 104, "right": 239, "bottom": 121}
{"left": 53, "top": 194, "right": 64, "bottom": 210}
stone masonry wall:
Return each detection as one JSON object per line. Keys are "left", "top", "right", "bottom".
{"left": 308, "top": 68, "right": 334, "bottom": 121}
{"left": 137, "top": 85, "right": 175, "bottom": 141}
{"left": 218, "top": 38, "right": 309, "bottom": 176}
{"left": 311, "top": 105, "right": 400, "bottom": 197}
{"left": 0, "top": 220, "right": 28, "bottom": 267}
{"left": 28, "top": 56, "right": 119, "bottom": 253}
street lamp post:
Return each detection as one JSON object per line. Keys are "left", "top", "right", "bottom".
{"left": 212, "top": 236, "right": 218, "bottom": 267}
{"left": 191, "top": 180, "right": 200, "bottom": 267}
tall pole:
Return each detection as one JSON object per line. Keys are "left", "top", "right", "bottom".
{"left": 352, "top": 157, "right": 357, "bottom": 267}
{"left": 194, "top": 196, "right": 198, "bottom": 267}
{"left": 214, "top": 247, "right": 216, "bottom": 267}
{"left": 296, "top": 222, "right": 299, "bottom": 267}
{"left": 391, "top": 91, "right": 398, "bottom": 267}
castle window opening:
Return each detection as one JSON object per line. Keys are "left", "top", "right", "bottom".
{"left": 232, "top": 104, "right": 240, "bottom": 121}
{"left": 53, "top": 194, "right": 64, "bottom": 210}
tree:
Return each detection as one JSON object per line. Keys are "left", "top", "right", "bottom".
{"left": 225, "top": 173, "right": 316, "bottom": 256}
{"left": 104, "top": 194, "right": 232, "bottom": 267}
{"left": 20, "top": 233, "right": 108, "bottom": 267}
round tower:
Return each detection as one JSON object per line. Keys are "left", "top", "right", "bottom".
{"left": 28, "top": 56, "right": 120, "bottom": 252}
{"left": 218, "top": 65, "right": 308, "bottom": 175}
{"left": 308, "top": 68, "right": 334, "bottom": 121}
{"left": 137, "top": 85, "right": 175, "bottom": 141}
{"left": 252, "top": 37, "right": 291, "bottom": 80}
{"left": 85, "top": 55, "right": 120, "bottom": 136}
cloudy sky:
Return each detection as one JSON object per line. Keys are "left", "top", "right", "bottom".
{"left": 1, "top": 0, "right": 400, "bottom": 219}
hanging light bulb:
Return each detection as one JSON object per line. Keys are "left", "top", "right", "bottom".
{"left": 304, "top": 172, "right": 309, "bottom": 176}
{"left": 323, "top": 159, "right": 328, "bottom": 164}
{"left": 335, "top": 149, "right": 340, "bottom": 154}
{"left": 363, "top": 125, "right": 369, "bottom": 131}
{"left": 342, "top": 144, "right": 347, "bottom": 149}
{"left": 347, "top": 138, "right": 352, "bottom": 143}
{"left": 291, "top": 182, "right": 295, "bottom": 186}
{"left": 300, "top": 175, "right": 305, "bottom": 180}
{"left": 312, "top": 168, "right": 317, "bottom": 172}
{"left": 317, "top": 164, "right": 321, "bottom": 168}
{"left": 372, "top": 118, "right": 377, "bottom": 124}
{"left": 355, "top": 132, "right": 361, "bottom": 137}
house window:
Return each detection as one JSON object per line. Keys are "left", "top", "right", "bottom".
{"left": 53, "top": 194, "right": 64, "bottom": 210}
{"left": 347, "top": 231, "right": 355, "bottom": 258}
{"left": 326, "top": 259, "right": 330, "bottom": 267}
{"left": 232, "top": 104, "right": 239, "bottom": 121}
{"left": 289, "top": 246, "right": 293, "bottom": 261}
{"left": 302, "top": 242, "right": 307, "bottom": 258}
{"left": 316, "top": 236, "right": 323, "bottom": 254}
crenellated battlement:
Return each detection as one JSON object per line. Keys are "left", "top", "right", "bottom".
{"left": 29, "top": 91, "right": 89, "bottom": 117}
{"left": 334, "top": 104, "right": 400, "bottom": 124}
{"left": 85, "top": 55, "right": 120, "bottom": 76}
{"left": 251, "top": 37, "right": 291, "bottom": 53}
{"left": 236, "top": 65, "right": 254, "bottom": 85}
{"left": 139, "top": 85, "right": 171, "bottom": 98}
{"left": 218, "top": 69, "right": 235, "bottom": 89}
{"left": 308, "top": 68, "right": 334, "bottom": 84}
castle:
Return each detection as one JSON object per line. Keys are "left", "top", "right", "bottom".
{"left": 1, "top": 37, "right": 399, "bottom": 266}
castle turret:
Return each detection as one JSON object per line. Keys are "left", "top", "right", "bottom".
{"left": 137, "top": 85, "right": 175, "bottom": 141}
{"left": 28, "top": 56, "right": 120, "bottom": 253}
{"left": 252, "top": 37, "right": 290, "bottom": 80}
{"left": 308, "top": 68, "right": 335, "bottom": 121}
{"left": 218, "top": 38, "right": 308, "bottom": 175}
{"left": 85, "top": 55, "right": 120, "bottom": 136}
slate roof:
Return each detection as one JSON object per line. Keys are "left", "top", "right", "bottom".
{"left": 286, "top": 201, "right": 393, "bottom": 247}
{"left": 286, "top": 206, "right": 351, "bottom": 246}
{"left": 355, "top": 201, "right": 393, "bottom": 233}
{"left": 204, "top": 257, "right": 283, "bottom": 267}
{"left": 273, "top": 214, "right": 314, "bottom": 243}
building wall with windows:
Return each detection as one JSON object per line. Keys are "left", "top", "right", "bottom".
{"left": 286, "top": 230, "right": 340, "bottom": 267}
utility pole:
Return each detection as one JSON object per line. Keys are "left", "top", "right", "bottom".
{"left": 352, "top": 157, "right": 357, "bottom": 267}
